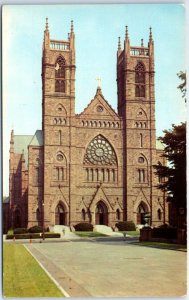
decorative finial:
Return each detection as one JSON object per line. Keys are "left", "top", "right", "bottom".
{"left": 141, "top": 38, "right": 144, "bottom": 47}
{"left": 118, "top": 37, "right": 121, "bottom": 51}
{"left": 125, "top": 25, "right": 129, "bottom": 40}
{"left": 11, "top": 129, "right": 14, "bottom": 141}
{"left": 71, "top": 20, "right": 74, "bottom": 33}
{"left": 96, "top": 76, "right": 102, "bottom": 88}
{"left": 45, "top": 17, "right": 49, "bottom": 31}
{"left": 149, "top": 27, "right": 153, "bottom": 41}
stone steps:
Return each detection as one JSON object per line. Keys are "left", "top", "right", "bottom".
{"left": 94, "top": 225, "right": 123, "bottom": 236}
{"left": 52, "top": 225, "right": 80, "bottom": 239}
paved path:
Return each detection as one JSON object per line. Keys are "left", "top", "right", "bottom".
{"left": 26, "top": 239, "right": 187, "bottom": 297}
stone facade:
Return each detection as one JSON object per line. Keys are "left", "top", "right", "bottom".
{"left": 9, "top": 21, "right": 168, "bottom": 230}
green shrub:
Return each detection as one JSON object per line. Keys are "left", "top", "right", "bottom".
{"left": 28, "top": 226, "right": 43, "bottom": 233}
{"left": 115, "top": 221, "right": 136, "bottom": 231}
{"left": 74, "top": 222, "right": 93, "bottom": 232}
{"left": 6, "top": 232, "right": 60, "bottom": 239}
{"left": 7, "top": 229, "right": 13, "bottom": 235}
{"left": 152, "top": 227, "right": 177, "bottom": 239}
{"left": 158, "top": 223, "right": 171, "bottom": 228}
{"left": 13, "top": 228, "right": 28, "bottom": 234}
{"left": 44, "top": 233, "right": 60, "bottom": 238}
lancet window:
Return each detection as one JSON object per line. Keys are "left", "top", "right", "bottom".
{"left": 55, "top": 56, "right": 66, "bottom": 93}
{"left": 135, "top": 62, "right": 145, "bottom": 97}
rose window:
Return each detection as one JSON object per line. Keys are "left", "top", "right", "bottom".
{"left": 84, "top": 135, "right": 117, "bottom": 165}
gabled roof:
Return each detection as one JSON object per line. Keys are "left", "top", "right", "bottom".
{"left": 14, "top": 135, "right": 33, "bottom": 166}
{"left": 77, "top": 87, "right": 119, "bottom": 119}
{"left": 3, "top": 196, "right": 9, "bottom": 204}
{"left": 29, "top": 130, "right": 43, "bottom": 146}
{"left": 14, "top": 130, "right": 43, "bottom": 168}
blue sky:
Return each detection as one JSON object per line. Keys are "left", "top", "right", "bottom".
{"left": 3, "top": 4, "right": 186, "bottom": 195}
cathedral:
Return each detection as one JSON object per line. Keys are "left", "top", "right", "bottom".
{"left": 9, "top": 19, "right": 168, "bottom": 230}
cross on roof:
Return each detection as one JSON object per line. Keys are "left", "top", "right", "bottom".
{"left": 96, "top": 76, "right": 102, "bottom": 88}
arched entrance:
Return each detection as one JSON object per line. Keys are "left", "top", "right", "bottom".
{"left": 137, "top": 202, "right": 148, "bottom": 225}
{"left": 95, "top": 201, "right": 108, "bottom": 225}
{"left": 55, "top": 203, "right": 66, "bottom": 225}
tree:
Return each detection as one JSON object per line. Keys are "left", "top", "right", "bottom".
{"left": 154, "top": 71, "right": 187, "bottom": 227}
{"left": 154, "top": 123, "right": 186, "bottom": 223}
{"left": 177, "top": 71, "right": 186, "bottom": 102}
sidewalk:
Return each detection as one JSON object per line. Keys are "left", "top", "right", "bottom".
{"left": 25, "top": 239, "right": 186, "bottom": 297}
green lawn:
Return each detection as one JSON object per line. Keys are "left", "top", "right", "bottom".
{"left": 125, "top": 231, "right": 140, "bottom": 237}
{"left": 118, "top": 231, "right": 140, "bottom": 237}
{"left": 74, "top": 231, "right": 108, "bottom": 237}
{"left": 134, "top": 241, "right": 187, "bottom": 251}
{"left": 3, "top": 244, "right": 64, "bottom": 297}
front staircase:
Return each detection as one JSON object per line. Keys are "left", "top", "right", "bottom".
{"left": 52, "top": 225, "right": 80, "bottom": 239}
{"left": 94, "top": 225, "right": 123, "bottom": 236}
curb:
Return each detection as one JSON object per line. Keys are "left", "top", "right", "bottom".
{"left": 24, "top": 245, "right": 70, "bottom": 297}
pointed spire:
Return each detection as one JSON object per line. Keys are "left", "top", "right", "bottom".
{"left": 10, "top": 129, "right": 14, "bottom": 152}
{"left": 45, "top": 17, "right": 49, "bottom": 31}
{"left": 118, "top": 37, "right": 121, "bottom": 51}
{"left": 21, "top": 149, "right": 25, "bottom": 162}
{"left": 43, "top": 17, "right": 50, "bottom": 50}
{"left": 10, "top": 129, "right": 14, "bottom": 143}
{"left": 141, "top": 38, "right": 144, "bottom": 47}
{"left": 71, "top": 20, "right": 74, "bottom": 33}
{"left": 149, "top": 26, "right": 153, "bottom": 42}
{"left": 125, "top": 25, "right": 129, "bottom": 41}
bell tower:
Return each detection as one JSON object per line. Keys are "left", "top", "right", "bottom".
{"left": 117, "top": 27, "right": 156, "bottom": 223}
{"left": 42, "top": 18, "right": 76, "bottom": 128}
{"left": 42, "top": 19, "right": 76, "bottom": 227}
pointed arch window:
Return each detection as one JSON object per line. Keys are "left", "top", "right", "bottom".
{"left": 55, "top": 56, "right": 66, "bottom": 93}
{"left": 135, "top": 62, "right": 145, "bottom": 97}
{"left": 82, "top": 209, "right": 86, "bottom": 221}
{"left": 116, "top": 209, "right": 120, "bottom": 220}
{"left": 157, "top": 209, "right": 162, "bottom": 220}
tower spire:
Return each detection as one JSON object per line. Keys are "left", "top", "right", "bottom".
{"left": 149, "top": 27, "right": 153, "bottom": 42}
{"left": 71, "top": 20, "right": 74, "bottom": 33}
{"left": 125, "top": 25, "right": 129, "bottom": 41}
{"left": 118, "top": 37, "right": 121, "bottom": 51}
{"left": 10, "top": 129, "right": 14, "bottom": 153}
{"left": 45, "top": 17, "right": 49, "bottom": 31}
{"left": 43, "top": 17, "right": 50, "bottom": 49}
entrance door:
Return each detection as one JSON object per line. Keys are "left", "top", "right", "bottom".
{"left": 55, "top": 203, "right": 66, "bottom": 225}
{"left": 59, "top": 212, "right": 65, "bottom": 225}
{"left": 137, "top": 202, "right": 148, "bottom": 225}
{"left": 95, "top": 201, "right": 108, "bottom": 225}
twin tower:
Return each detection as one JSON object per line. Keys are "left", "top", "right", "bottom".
{"left": 10, "top": 19, "right": 167, "bottom": 230}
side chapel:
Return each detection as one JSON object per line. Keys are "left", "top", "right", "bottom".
{"left": 9, "top": 20, "right": 168, "bottom": 230}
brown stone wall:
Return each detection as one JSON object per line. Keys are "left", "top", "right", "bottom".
{"left": 28, "top": 146, "right": 43, "bottom": 227}
{"left": 9, "top": 25, "right": 168, "bottom": 229}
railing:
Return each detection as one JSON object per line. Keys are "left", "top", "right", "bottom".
{"left": 50, "top": 40, "right": 70, "bottom": 50}
{"left": 130, "top": 47, "right": 149, "bottom": 56}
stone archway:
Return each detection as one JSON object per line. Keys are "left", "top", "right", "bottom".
{"left": 95, "top": 201, "right": 108, "bottom": 225}
{"left": 137, "top": 202, "right": 149, "bottom": 225}
{"left": 55, "top": 203, "right": 66, "bottom": 225}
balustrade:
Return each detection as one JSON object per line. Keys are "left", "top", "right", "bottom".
{"left": 130, "top": 47, "right": 149, "bottom": 56}
{"left": 50, "top": 41, "right": 70, "bottom": 50}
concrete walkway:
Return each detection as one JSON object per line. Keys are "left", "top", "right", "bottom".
{"left": 26, "top": 239, "right": 187, "bottom": 297}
